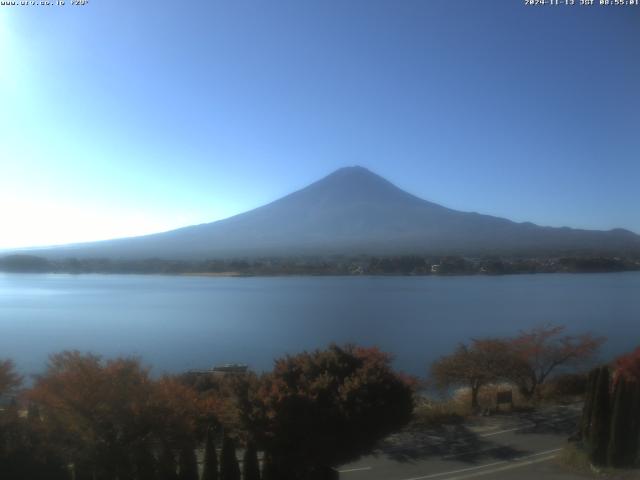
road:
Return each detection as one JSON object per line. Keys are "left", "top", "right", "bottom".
{"left": 338, "top": 404, "right": 591, "bottom": 480}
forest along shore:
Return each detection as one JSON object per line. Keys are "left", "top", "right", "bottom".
{"left": 1, "top": 253, "right": 639, "bottom": 276}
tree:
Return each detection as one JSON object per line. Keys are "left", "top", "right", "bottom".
{"left": 243, "top": 441, "right": 261, "bottom": 480}
{"left": 610, "top": 347, "right": 640, "bottom": 466}
{"left": 178, "top": 445, "right": 198, "bottom": 480}
{"left": 260, "top": 452, "right": 280, "bottom": 480}
{"left": 431, "top": 339, "right": 516, "bottom": 410}
{"left": 202, "top": 428, "right": 219, "bottom": 480}
{"left": 133, "top": 445, "right": 157, "bottom": 480}
{"left": 0, "top": 381, "right": 68, "bottom": 480}
{"left": 614, "top": 346, "right": 640, "bottom": 383}
{"left": 251, "top": 344, "right": 415, "bottom": 479}
{"left": 157, "top": 445, "right": 179, "bottom": 480}
{"left": 28, "top": 351, "right": 203, "bottom": 479}
{"left": 28, "top": 352, "right": 156, "bottom": 478}
{"left": 587, "top": 366, "right": 610, "bottom": 466}
{"left": 624, "top": 380, "right": 640, "bottom": 464}
{"left": 151, "top": 377, "right": 202, "bottom": 449}
{"left": 220, "top": 434, "right": 241, "bottom": 480}
{"left": 581, "top": 352, "right": 640, "bottom": 469}
{"left": 0, "top": 359, "right": 22, "bottom": 396}
{"left": 607, "top": 375, "right": 632, "bottom": 467}
{"left": 507, "top": 324, "right": 604, "bottom": 398}
{"left": 579, "top": 368, "right": 599, "bottom": 440}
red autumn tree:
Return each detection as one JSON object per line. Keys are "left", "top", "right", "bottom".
{"left": 250, "top": 344, "right": 415, "bottom": 479}
{"left": 28, "top": 352, "right": 159, "bottom": 478}
{"left": 507, "top": 324, "right": 604, "bottom": 398}
{"left": 28, "top": 351, "right": 206, "bottom": 479}
{"left": 614, "top": 346, "right": 640, "bottom": 383}
{"left": 431, "top": 338, "right": 518, "bottom": 410}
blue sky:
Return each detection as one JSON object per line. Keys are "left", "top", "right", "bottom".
{"left": 1, "top": 0, "right": 638, "bottom": 248}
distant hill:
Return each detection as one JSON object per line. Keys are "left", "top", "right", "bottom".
{"left": 21, "top": 166, "right": 640, "bottom": 259}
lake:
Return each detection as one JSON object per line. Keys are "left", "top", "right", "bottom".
{"left": 1, "top": 272, "right": 638, "bottom": 379}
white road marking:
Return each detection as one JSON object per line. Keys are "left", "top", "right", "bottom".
{"left": 338, "top": 466, "right": 372, "bottom": 473}
{"left": 480, "top": 426, "right": 527, "bottom": 437}
{"left": 398, "top": 448, "right": 563, "bottom": 480}
{"left": 438, "top": 454, "right": 557, "bottom": 479}
{"left": 478, "top": 414, "right": 574, "bottom": 437}
{"left": 442, "top": 444, "right": 510, "bottom": 459}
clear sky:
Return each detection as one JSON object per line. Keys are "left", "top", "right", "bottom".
{"left": 1, "top": 0, "right": 638, "bottom": 249}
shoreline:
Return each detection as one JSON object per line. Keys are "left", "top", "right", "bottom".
{"left": 1, "top": 269, "right": 639, "bottom": 278}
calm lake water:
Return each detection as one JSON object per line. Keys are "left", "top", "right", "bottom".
{"left": 1, "top": 272, "right": 639, "bottom": 378}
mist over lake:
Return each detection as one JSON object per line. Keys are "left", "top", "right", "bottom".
{"left": 1, "top": 272, "right": 638, "bottom": 379}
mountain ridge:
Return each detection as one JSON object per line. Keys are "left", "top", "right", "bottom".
{"left": 18, "top": 166, "right": 640, "bottom": 259}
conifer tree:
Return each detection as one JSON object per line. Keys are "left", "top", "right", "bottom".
{"left": 220, "top": 435, "right": 241, "bottom": 480}
{"left": 260, "top": 453, "right": 278, "bottom": 480}
{"left": 178, "top": 445, "right": 199, "bottom": 480}
{"left": 242, "top": 441, "right": 261, "bottom": 480}
{"left": 588, "top": 366, "right": 610, "bottom": 466}
{"left": 626, "top": 380, "right": 640, "bottom": 465}
{"left": 202, "top": 428, "right": 219, "bottom": 480}
{"left": 158, "top": 445, "right": 179, "bottom": 480}
{"left": 607, "top": 376, "right": 627, "bottom": 467}
{"left": 580, "top": 368, "right": 598, "bottom": 439}
{"left": 134, "top": 445, "right": 157, "bottom": 480}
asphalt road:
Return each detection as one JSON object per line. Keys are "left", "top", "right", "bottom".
{"left": 338, "top": 404, "right": 591, "bottom": 480}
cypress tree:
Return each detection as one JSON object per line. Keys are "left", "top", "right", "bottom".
{"left": 178, "top": 445, "right": 199, "bottom": 480}
{"left": 117, "top": 453, "right": 135, "bottom": 480}
{"left": 607, "top": 376, "right": 627, "bottom": 467}
{"left": 73, "top": 461, "right": 95, "bottom": 480}
{"left": 242, "top": 441, "right": 260, "bottom": 480}
{"left": 261, "top": 453, "right": 293, "bottom": 480}
{"left": 580, "top": 368, "right": 598, "bottom": 440}
{"left": 134, "top": 445, "right": 157, "bottom": 480}
{"left": 260, "top": 453, "right": 277, "bottom": 480}
{"left": 588, "top": 366, "right": 611, "bottom": 466}
{"left": 157, "top": 445, "right": 179, "bottom": 480}
{"left": 202, "top": 429, "right": 219, "bottom": 480}
{"left": 219, "top": 435, "right": 241, "bottom": 480}
{"left": 622, "top": 379, "right": 640, "bottom": 466}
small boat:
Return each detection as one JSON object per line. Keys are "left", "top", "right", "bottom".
{"left": 211, "top": 363, "right": 248, "bottom": 374}
{"left": 186, "top": 363, "right": 249, "bottom": 376}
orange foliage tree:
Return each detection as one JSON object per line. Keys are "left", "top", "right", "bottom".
{"left": 507, "top": 324, "right": 604, "bottom": 398}
{"left": 28, "top": 351, "right": 206, "bottom": 480}
{"left": 431, "top": 339, "right": 517, "bottom": 409}
{"left": 431, "top": 325, "right": 604, "bottom": 406}
{"left": 247, "top": 344, "right": 415, "bottom": 479}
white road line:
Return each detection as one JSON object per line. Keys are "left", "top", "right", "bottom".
{"left": 398, "top": 448, "right": 563, "bottom": 480}
{"left": 338, "top": 466, "right": 372, "bottom": 473}
{"left": 442, "top": 444, "right": 510, "bottom": 459}
{"left": 480, "top": 426, "right": 527, "bottom": 437}
{"left": 438, "top": 454, "right": 557, "bottom": 480}
{"left": 478, "top": 416, "right": 574, "bottom": 437}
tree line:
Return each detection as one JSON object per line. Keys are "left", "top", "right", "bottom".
{"left": 0, "top": 345, "right": 415, "bottom": 480}
{"left": 1, "top": 254, "right": 638, "bottom": 276}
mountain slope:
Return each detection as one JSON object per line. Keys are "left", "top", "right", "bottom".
{"left": 28, "top": 166, "right": 640, "bottom": 259}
